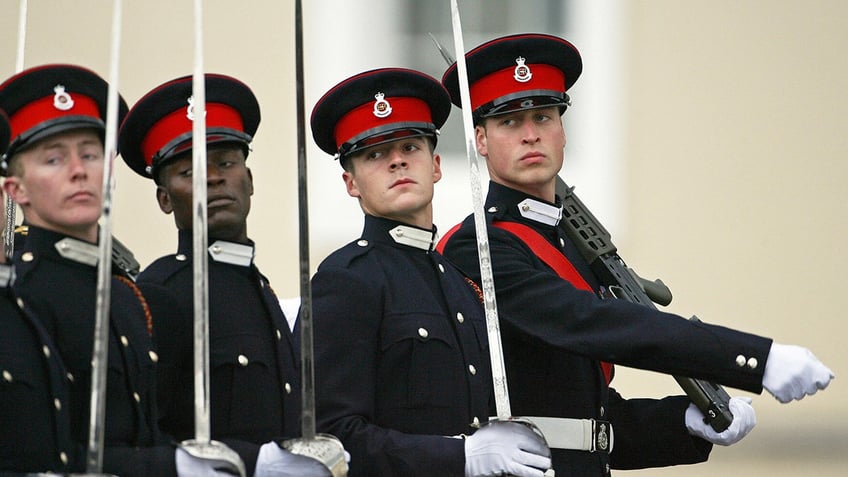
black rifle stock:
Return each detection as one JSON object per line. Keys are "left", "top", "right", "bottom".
{"left": 555, "top": 177, "right": 733, "bottom": 432}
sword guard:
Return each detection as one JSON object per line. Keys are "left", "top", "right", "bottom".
{"left": 179, "top": 439, "right": 246, "bottom": 477}
{"left": 280, "top": 433, "right": 349, "bottom": 477}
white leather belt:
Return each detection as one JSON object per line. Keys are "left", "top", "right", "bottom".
{"left": 523, "top": 416, "right": 613, "bottom": 453}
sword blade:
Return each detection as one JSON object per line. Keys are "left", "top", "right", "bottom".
{"left": 4, "top": 0, "right": 28, "bottom": 260}
{"left": 294, "top": 0, "right": 317, "bottom": 441}
{"left": 86, "top": 0, "right": 123, "bottom": 472}
{"left": 448, "top": 0, "right": 512, "bottom": 419}
{"left": 191, "top": 0, "right": 212, "bottom": 445}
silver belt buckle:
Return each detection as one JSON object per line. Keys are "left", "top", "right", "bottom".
{"left": 591, "top": 419, "right": 611, "bottom": 453}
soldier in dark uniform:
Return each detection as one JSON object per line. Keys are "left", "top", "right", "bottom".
{"left": 0, "top": 109, "right": 73, "bottom": 474}
{"left": 0, "top": 65, "right": 189, "bottom": 475}
{"left": 437, "top": 33, "right": 834, "bottom": 476}
{"left": 118, "top": 74, "right": 332, "bottom": 476}
{"left": 309, "top": 68, "right": 553, "bottom": 477}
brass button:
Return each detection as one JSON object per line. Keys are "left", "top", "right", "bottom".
{"left": 60, "top": 452, "right": 68, "bottom": 464}
{"left": 133, "top": 392, "right": 141, "bottom": 403}
{"left": 418, "top": 328, "right": 429, "bottom": 339}
{"left": 67, "top": 372, "right": 75, "bottom": 382}
{"left": 238, "top": 354, "right": 249, "bottom": 366}
{"left": 43, "top": 345, "right": 50, "bottom": 358}
{"left": 148, "top": 350, "right": 159, "bottom": 363}
{"left": 22, "top": 252, "right": 34, "bottom": 262}
{"left": 54, "top": 398, "right": 62, "bottom": 411}
{"left": 120, "top": 335, "right": 129, "bottom": 347}
{"left": 2, "top": 370, "right": 11, "bottom": 382}
{"left": 15, "top": 297, "right": 24, "bottom": 309}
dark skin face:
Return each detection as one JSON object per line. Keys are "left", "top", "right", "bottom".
{"left": 155, "top": 144, "right": 254, "bottom": 243}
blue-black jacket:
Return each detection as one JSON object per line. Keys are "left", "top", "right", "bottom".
{"left": 440, "top": 182, "right": 773, "bottom": 476}
{"left": 312, "top": 215, "right": 492, "bottom": 477}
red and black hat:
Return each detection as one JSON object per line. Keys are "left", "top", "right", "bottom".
{"left": 118, "top": 74, "right": 260, "bottom": 180}
{"left": 441, "top": 33, "right": 582, "bottom": 123}
{"left": 311, "top": 68, "right": 451, "bottom": 161}
{"left": 0, "top": 110, "right": 9, "bottom": 155}
{"left": 0, "top": 64, "right": 128, "bottom": 174}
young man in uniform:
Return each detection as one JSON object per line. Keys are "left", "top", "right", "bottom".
{"left": 309, "top": 67, "right": 552, "bottom": 477}
{"left": 0, "top": 109, "right": 76, "bottom": 473}
{"left": 438, "top": 33, "right": 834, "bottom": 476}
{"left": 0, "top": 64, "right": 194, "bottom": 475}
{"left": 118, "top": 73, "right": 333, "bottom": 476}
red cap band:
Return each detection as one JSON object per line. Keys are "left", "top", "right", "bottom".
{"left": 333, "top": 97, "right": 432, "bottom": 151}
{"left": 140, "top": 102, "right": 244, "bottom": 166}
{"left": 470, "top": 63, "right": 565, "bottom": 112}
{"left": 9, "top": 94, "right": 100, "bottom": 140}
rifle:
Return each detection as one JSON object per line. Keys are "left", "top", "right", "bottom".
{"left": 555, "top": 176, "right": 734, "bottom": 432}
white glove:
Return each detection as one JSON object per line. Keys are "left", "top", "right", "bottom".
{"left": 762, "top": 343, "right": 834, "bottom": 403}
{"left": 465, "top": 421, "right": 552, "bottom": 477}
{"left": 685, "top": 396, "right": 756, "bottom": 446}
{"left": 254, "top": 441, "right": 332, "bottom": 477}
{"left": 176, "top": 447, "right": 241, "bottom": 476}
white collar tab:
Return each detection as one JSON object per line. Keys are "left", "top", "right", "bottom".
{"left": 54, "top": 238, "right": 99, "bottom": 267}
{"left": 388, "top": 225, "right": 437, "bottom": 251}
{"left": 517, "top": 198, "right": 562, "bottom": 226}
{"left": 208, "top": 241, "right": 254, "bottom": 267}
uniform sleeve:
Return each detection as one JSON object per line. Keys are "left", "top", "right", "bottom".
{"left": 442, "top": 221, "right": 772, "bottom": 394}
{"left": 605, "top": 388, "right": 711, "bottom": 469}
{"left": 312, "top": 264, "right": 466, "bottom": 477}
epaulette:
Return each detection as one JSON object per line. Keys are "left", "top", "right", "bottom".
{"left": 137, "top": 253, "right": 191, "bottom": 284}
{"left": 318, "top": 238, "right": 373, "bottom": 269}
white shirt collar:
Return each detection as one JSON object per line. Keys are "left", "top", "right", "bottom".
{"left": 388, "top": 225, "right": 437, "bottom": 251}
{"left": 517, "top": 198, "right": 562, "bottom": 226}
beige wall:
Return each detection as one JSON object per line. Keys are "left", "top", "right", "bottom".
{"left": 616, "top": 1, "right": 847, "bottom": 475}
{"left": 1, "top": 0, "right": 845, "bottom": 474}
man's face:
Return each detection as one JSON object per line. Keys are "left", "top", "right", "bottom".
{"left": 342, "top": 136, "right": 441, "bottom": 229}
{"left": 156, "top": 145, "right": 254, "bottom": 243}
{"left": 2, "top": 129, "right": 104, "bottom": 241}
{"left": 476, "top": 106, "right": 566, "bottom": 201}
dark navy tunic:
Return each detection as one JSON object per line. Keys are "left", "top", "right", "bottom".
{"left": 312, "top": 215, "right": 492, "bottom": 477}
{"left": 11, "top": 226, "right": 176, "bottom": 476}
{"left": 138, "top": 229, "right": 300, "bottom": 476}
{"left": 0, "top": 263, "right": 72, "bottom": 473}
{"left": 440, "top": 182, "right": 774, "bottom": 477}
